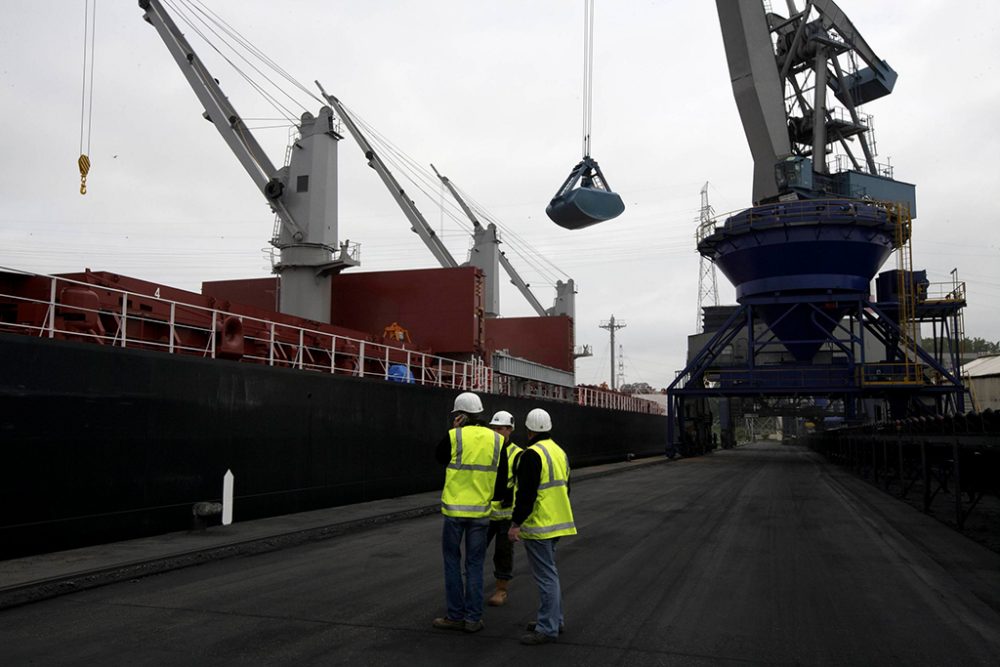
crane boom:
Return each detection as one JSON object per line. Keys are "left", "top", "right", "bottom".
{"left": 139, "top": 0, "right": 302, "bottom": 242}
{"left": 497, "top": 252, "right": 548, "bottom": 318}
{"left": 716, "top": 0, "right": 793, "bottom": 203}
{"left": 432, "top": 165, "right": 574, "bottom": 319}
{"left": 431, "top": 165, "right": 547, "bottom": 318}
{"left": 716, "top": 0, "right": 909, "bottom": 210}
{"left": 140, "top": 0, "right": 357, "bottom": 323}
{"left": 318, "top": 84, "right": 459, "bottom": 269}
{"left": 810, "top": 0, "right": 895, "bottom": 103}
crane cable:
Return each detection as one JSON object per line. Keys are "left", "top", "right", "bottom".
{"left": 184, "top": 0, "right": 325, "bottom": 108}
{"left": 344, "top": 103, "right": 570, "bottom": 285}
{"left": 163, "top": 0, "right": 300, "bottom": 124}
{"left": 353, "top": 107, "right": 569, "bottom": 283}
{"left": 581, "top": 0, "right": 595, "bottom": 158}
{"left": 78, "top": 0, "right": 97, "bottom": 195}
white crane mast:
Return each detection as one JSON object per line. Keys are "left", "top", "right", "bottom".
{"left": 139, "top": 0, "right": 357, "bottom": 322}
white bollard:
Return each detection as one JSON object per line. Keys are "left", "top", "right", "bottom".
{"left": 222, "top": 469, "right": 234, "bottom": 526}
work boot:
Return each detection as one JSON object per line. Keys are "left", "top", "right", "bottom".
{"left": 487, "top": 579, "right": 509, "bottom": 606}
{"left": 432, "top": 617, "right": 465, "bottom": 631}
{"left": 526, "top": 621, "right": 564, "bottom": 634}
{"left": 463, "top": 619, "right": 485, "bottom": 633}
{"left": 520, "top": 631, "right": 557, "bottom": 645}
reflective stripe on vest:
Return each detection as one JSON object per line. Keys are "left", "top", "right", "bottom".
{"left": 441, "top": 426, "right": 501, "bottom": 519}
{"left": 520, "top": 440, "right": 577, "bottom": 539}
{"left": 490, "top": 506, "right": 513, "bottom": 520}
{"left": 489, "top": 441, "right": 522, "bottom": 521}
{"left": 447, "top": 427, "right": 502, "bottom": 472}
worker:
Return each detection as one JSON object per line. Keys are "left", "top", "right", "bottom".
{"left": 508, "top": 407, "right": 576, "bottom": 646}
{"left": 484, "top": 410, "right": 522, "bottom": 607}
{"left": 432, "top": 391, "right": 507, "bottom": 634}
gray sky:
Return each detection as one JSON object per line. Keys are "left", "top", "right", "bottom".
{"left": 2, "top": 0, "right": 999, "bottom": 388}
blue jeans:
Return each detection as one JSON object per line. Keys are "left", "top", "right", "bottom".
{"left": 441, "top": 516, "right": 489, "bottom": 622}
{"left": 523, "top": 537, "right": 563, "bottom": 637}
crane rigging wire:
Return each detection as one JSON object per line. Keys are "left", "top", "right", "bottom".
{"left": 77, "top": 0, "right": 97, "bottom": 195}
{"left": 346, "top": 108, "right": 473, "bottom": 232}
{"left": 184, "top": 0, "right": 325, "bottom": 109}
{"left": 344, "top": 103, "right": 571, "bottom": 287}
{"left": 351, "top": 105, "right": 569, "bottom": 285}
{"left": 344, "top": 104, "right": 501, "bottom": 244}
{"left": 163, "top": 0, "right": 302, "bottom": 123}
{"left": 342, "top": 101, "right": 571, "bottom": 283}
{"left": 582, "top": 0, "right": 594, "bottom": 158}
{"left": 545, "top": 0, "right": 624, "bottom": 229}
{"left": 449, "top": 181, "right": 568, "bottom": 284}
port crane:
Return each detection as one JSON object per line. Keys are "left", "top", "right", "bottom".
{"left": 718, "top": 0, "right": 910, "bottom": 208}
{"left": 318, "top": 86, "right": 575, "bottom": 321}
{"left": 667, "top": 0, "right": 965, "bottom": 452}
{"left": 139, "top": 0, "right": 357, "bottom": 323}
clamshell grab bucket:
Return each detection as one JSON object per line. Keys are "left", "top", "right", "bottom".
{"left": 546, "top": 156, "right": 625, "bottom": 230}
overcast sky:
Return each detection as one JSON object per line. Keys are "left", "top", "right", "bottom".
{"left": 2, "top": 0, "right": 999, "bottom": 388}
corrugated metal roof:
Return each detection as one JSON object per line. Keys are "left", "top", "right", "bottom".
{"left": 962, "top": 355, "right": 1000, "bottom": 378}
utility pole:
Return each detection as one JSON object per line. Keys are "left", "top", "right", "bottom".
{"left": 695, "top": 182, "right": 719, "bottom": 333}
{"left": 617, "top": 343, "right": 625, "bottom": 389}
{"left": 599, "top": 315, "right": 626, "bottom": 390}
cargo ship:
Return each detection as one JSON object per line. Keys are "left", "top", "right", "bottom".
{"left": 0, "top": 1, "right": 667, "bottom": 560}
{"left": 0, "top": 266, "right": 666, "bottom": 560}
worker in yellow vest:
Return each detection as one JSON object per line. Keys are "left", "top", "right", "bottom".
{"left": 508, "top": 407, "right": 576, "bottom": 645}
{"left": 432, "top": 392, "right": 507, "bottom": 634}
{"left": 484, "top": 410, "right": 522, "bottom": 607}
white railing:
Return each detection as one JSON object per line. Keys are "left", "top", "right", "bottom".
{"left": 0, "top": 270, "right": 493, "bottom": 394}
{"left": 577, "top": 386, "right": 665, "bottom": 415}
{"left": 0, "top": 269, "right": 665, "bottom": 414}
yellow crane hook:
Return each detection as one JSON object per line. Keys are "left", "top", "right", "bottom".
{"left": 78, "top": 154, "right": 91, "bottom": 195}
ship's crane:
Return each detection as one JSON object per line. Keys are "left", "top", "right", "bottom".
{"left": 431, "top": 165, "right": 544, "bottom": 318}
{"left": 139, "top": 0, "right": 357, "bottom": 322}
{"left": 319, "top": 85, "right": 575, "bottom": 321}
{"left": 716, "top": 0, "right": 912, "bottom": 210}
{"left": 431, "top": 165, "right": 577, "bottom": 321}
{"left": 316, "top": 85, "right": 458, "bottom": 271}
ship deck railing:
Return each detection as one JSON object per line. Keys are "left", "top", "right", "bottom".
{"left": 0, "top": 268, "right": 663, "bottom": 415}
{"left": 0, "top": 269, "right": 494, "bottom": 394}
{"left": 576, "top": 385, "right": 665, "bottom": 415}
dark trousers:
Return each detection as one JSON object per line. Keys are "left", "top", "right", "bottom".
{"left": 486, "top": 519, "right": 514, "bottom": 580}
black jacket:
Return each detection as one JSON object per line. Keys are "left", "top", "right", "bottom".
{"left": 511, "top": 432, "right": 570, "bottom": 526}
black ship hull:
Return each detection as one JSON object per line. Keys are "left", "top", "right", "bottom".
{"left": 0, "top": 333, "right": 666, "bottom": 559}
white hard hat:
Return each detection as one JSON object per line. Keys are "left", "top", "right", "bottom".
{"left": 452, "top": 392, "right": 483, "bottom": 414}
{"left": 525, "top": 408, "right": 552, "bottom": 432}
{"left": 489, "top": 410, "right": 515, "bottom": 427}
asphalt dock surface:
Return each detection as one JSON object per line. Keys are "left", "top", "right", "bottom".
{"left": 2, "top": 442, "right": 999, "bottom": 665}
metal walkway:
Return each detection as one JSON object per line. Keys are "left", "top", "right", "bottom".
{"left": 2, "top": 444, "right": 999, "bottom": 665}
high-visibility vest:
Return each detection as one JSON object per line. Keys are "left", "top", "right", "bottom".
{"left": 441, "top": 425, "right": 502, "bottom": 519}
{"left": 489, "top": 440, "right": 523, "bottom": 521}
{"left": 520, "top": 439, "right": 577, "bottom": 539}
